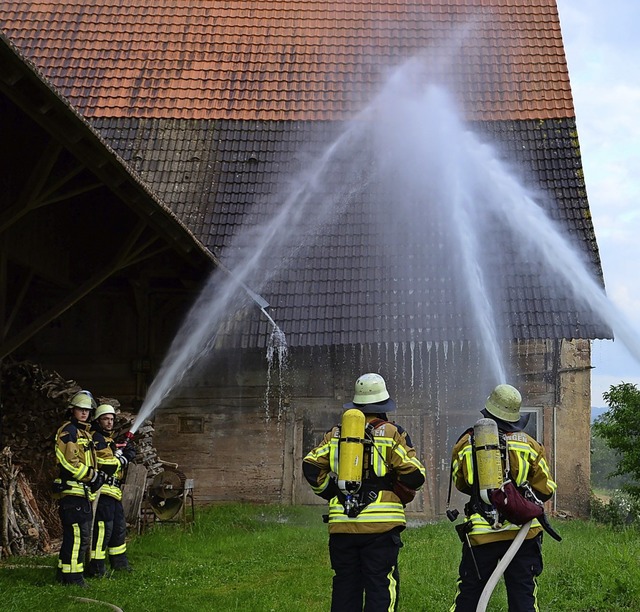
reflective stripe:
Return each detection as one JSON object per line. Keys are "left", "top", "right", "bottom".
{"left": 392, "top": 442, "right": 423, "bottom": 473}
{"left": 58, "top": 480, "right": 96, "bottom": 501}
{"left": 101, "top": 483, "right": 123, "bottom": 500}
{"left": 371, "top": 439, "right": 387, "bottom": 475}
{"left": 386, "top": 565, "right": 398, "bottom": 611}
{"left": 55, "top": 446, "right": 90, "bottom": 481}
{"left": 328, "top": 496, "right": 405, "bottom": 524}
{"left": 304, "top": 440, "right": 332, "bottom": 495}
{"left": 465, "top": 513, "right": 542, "bottom": 534}
{"left": 70, "top": 523, "right": 84, "bottom": 573}
{"left": 108, "top": 543, "right": 127, "bottom": 556}
{"left": 92, "top": 521, "right": 107, "bottom": 560}
{"left": 329, "top": 437, "right": 339, "bottom": 473}
{"left": 461, "top": 446, "right": 474, "bottom": 486}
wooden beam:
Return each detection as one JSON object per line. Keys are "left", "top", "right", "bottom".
{"left": 0, "top": 220, "right": 160, "bottom": 358}
{"left": 0, "top": 139, "right": 62, "bottom": 234}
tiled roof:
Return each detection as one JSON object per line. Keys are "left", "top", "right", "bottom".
{"left": 93, "top": 115, "right": 609, "bottom": 347}
{"left": 0, "top": 2, "right": 609, "bottom": 349}
{"left": 2, "top": 0, "right": 572, "bottom": 121}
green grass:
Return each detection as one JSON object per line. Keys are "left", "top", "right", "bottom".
{"left": 1, "top": 504, "right": 639, "bottom": 611}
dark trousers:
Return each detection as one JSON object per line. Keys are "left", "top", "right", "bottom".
{"left": 57, "top": 496, "right": 92, "bottom": 583}
{"left": 108, "top": 500, "right": 129, "bottom": 568}
{"left": 329, "top": 528, "right": 403, "bottom": 612}
{"left": 451, "top": 534, "right": 543, "bottom": 612}
{"left": 89, "top": 495, "right": 115, "bottom": 574}
{"left": 89, "top": 495, "right": 129, "bottom": 573}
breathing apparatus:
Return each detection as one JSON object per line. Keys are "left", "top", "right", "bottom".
{"left": 473, "top": 417, "right": 504, "bottom": 528}
{"left": 337, "top": 408, "right": 366, "bottom": 517}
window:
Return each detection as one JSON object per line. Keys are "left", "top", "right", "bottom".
{"left": 179, "top": 416, "right": 204, "bottom": 434}
{"left": 521, "top": 407, "right": 542, "bottom": 440}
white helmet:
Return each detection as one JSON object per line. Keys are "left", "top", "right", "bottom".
{"left": 484, "top": 384, "right": 522, "bottom": 422}
{"left": 352, "top": 373, "right": 390, "bottom": 404}
{"left": 69, "top": 390, "right": 96, "bottom": 411}
{"left": 94, "top": 403, "right": 116, "bottom": 421}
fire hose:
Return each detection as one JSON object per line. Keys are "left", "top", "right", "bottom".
{"left": 71, "top": 597, "right": 124, "bottom": 611}
{"left": 475, "top": 519, "right": 533, "bottom": 612}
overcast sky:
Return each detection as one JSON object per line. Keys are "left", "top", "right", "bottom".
{"left": 555, "top": 0, "right": 640, "bottom": 407}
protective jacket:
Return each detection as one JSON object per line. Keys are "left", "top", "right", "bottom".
{"left": 91, "top": 426, "right": 125, "bottom": 501}
{"left": 54, "top": 417, "right": 98, "bottom": 500}
{"left": 303, "top": 416, "right": 426, "bottom": 534}
{"left": 451, "top": 429, "right": 556, "bottom": 546}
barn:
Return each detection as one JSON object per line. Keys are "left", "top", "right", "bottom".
{"left": 1, "top": 1, "right": 609, "bottom": 520}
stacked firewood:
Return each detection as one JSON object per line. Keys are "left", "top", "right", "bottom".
{"left": 0, "top": 447, "right": 51, "bottom": 557}
{"left": 0, "top": 358, "right": 78, "bottom": 481}
{"left": 0, "top": 358, "right": 79, "bottom": 541}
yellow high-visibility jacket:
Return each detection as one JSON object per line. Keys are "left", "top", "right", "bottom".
{"left": 451, "top": 429, "right": 557, "bottom": 545}
{"left": 303, "top": 416, "right": 426, "bottom": 534}
{"left": 54, "top": 418, "right": 98, "bottom": 500}
{"left": 92, "top": 427, "right": 125, "bottom": 501}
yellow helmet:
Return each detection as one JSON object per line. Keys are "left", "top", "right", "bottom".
{"left": 484, "top": 384, "right": 522, "bottom": 422}
{"left": 69, "top": 390, "right": 96, "bottom": 411}
{"left": 94, "top": 403, "right": 116, "bottom": 421}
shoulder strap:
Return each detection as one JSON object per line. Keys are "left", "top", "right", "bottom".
{"left": 368, "top": 417, "right": 387, "bottom": 429}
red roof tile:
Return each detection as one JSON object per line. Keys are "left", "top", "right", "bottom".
{"left": 1, "top": 0, "right": 573, "bottom": 121}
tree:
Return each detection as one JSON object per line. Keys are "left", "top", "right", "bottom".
{"left": 590, "top": 429, "right": 630, "bottom": 491}
{"left": 593, "top": 383, "right": 640, "bottom": 499}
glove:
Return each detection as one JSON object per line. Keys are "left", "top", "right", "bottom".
{"left": 122, "top": 443, "right": 137, "bottom": 463}
{"left": 89, "top": 470, "right": 107, "bottom": 493}
{"left": 114, "top": 448, "right": 128, "bottom": 468}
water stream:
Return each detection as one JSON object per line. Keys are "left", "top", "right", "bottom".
{"left": 130, "top": 57, "right": 640, "bottom": 433}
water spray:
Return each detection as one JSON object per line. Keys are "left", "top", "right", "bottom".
{"left": 128, "top": 256, "right": 282, "bottom": 435}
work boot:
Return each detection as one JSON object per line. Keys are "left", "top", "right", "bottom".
{"left": 86, "top": 559, "right": 107, "bottom": 578}
{"left": 60, "top": 572, "right": 90, "bottom": 588}
{"left": 110, "top": 553, "right": 132, "bottom": 572}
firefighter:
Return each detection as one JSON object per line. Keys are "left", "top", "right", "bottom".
{"left": 449, "top": 384, "right": 557, "bottom": 612}
{"left": 303, "top": 373, "right": 426, "bottom": 612}
{"left": 87, "top": 403, "right": 136, "bottom": 576}
{"left": 53, "top": 390, "right": 105, "bottom": 587}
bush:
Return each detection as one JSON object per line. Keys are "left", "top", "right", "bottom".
{"left": 591, "top": 490, "right": 640, "bottom": 529}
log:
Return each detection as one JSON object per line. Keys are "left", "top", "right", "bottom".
{"left": 0, "top": 447, "right": 51, "bottom": 557}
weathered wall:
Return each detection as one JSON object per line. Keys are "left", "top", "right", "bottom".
{"left": 152, "top": 338, "right": 591, "bottom": 518}
{"left": 555, "top": 338, "right": 592, "bottom": 516}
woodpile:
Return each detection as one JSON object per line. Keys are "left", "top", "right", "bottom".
{"left": 0, "top": 447, "right": 51, "bottom": 557}
{"left": 0, "top": 358, "right": 79, "bottom": 542}
{"left": 0, "top": 358, "right": 162, "bottom": 554}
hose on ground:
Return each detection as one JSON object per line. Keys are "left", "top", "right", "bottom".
{"left": 71, "top": 597, "right": 124, "bottom": 612}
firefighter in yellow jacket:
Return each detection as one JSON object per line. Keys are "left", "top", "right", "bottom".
{"left": 53, "top": 390, "right": 105, "bottom": 587}
{"left": 303, "top": 373, "right": 426, "bottom": 612}
{"left": 449, "top": 384, "right": 557, "bottom": 612}
{"left": 87, "top": 403, "right": 136, "bottom": 576}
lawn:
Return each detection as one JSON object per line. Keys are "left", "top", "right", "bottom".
{"left": 1, "top": 504, "right": 639, "bottom": 611}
